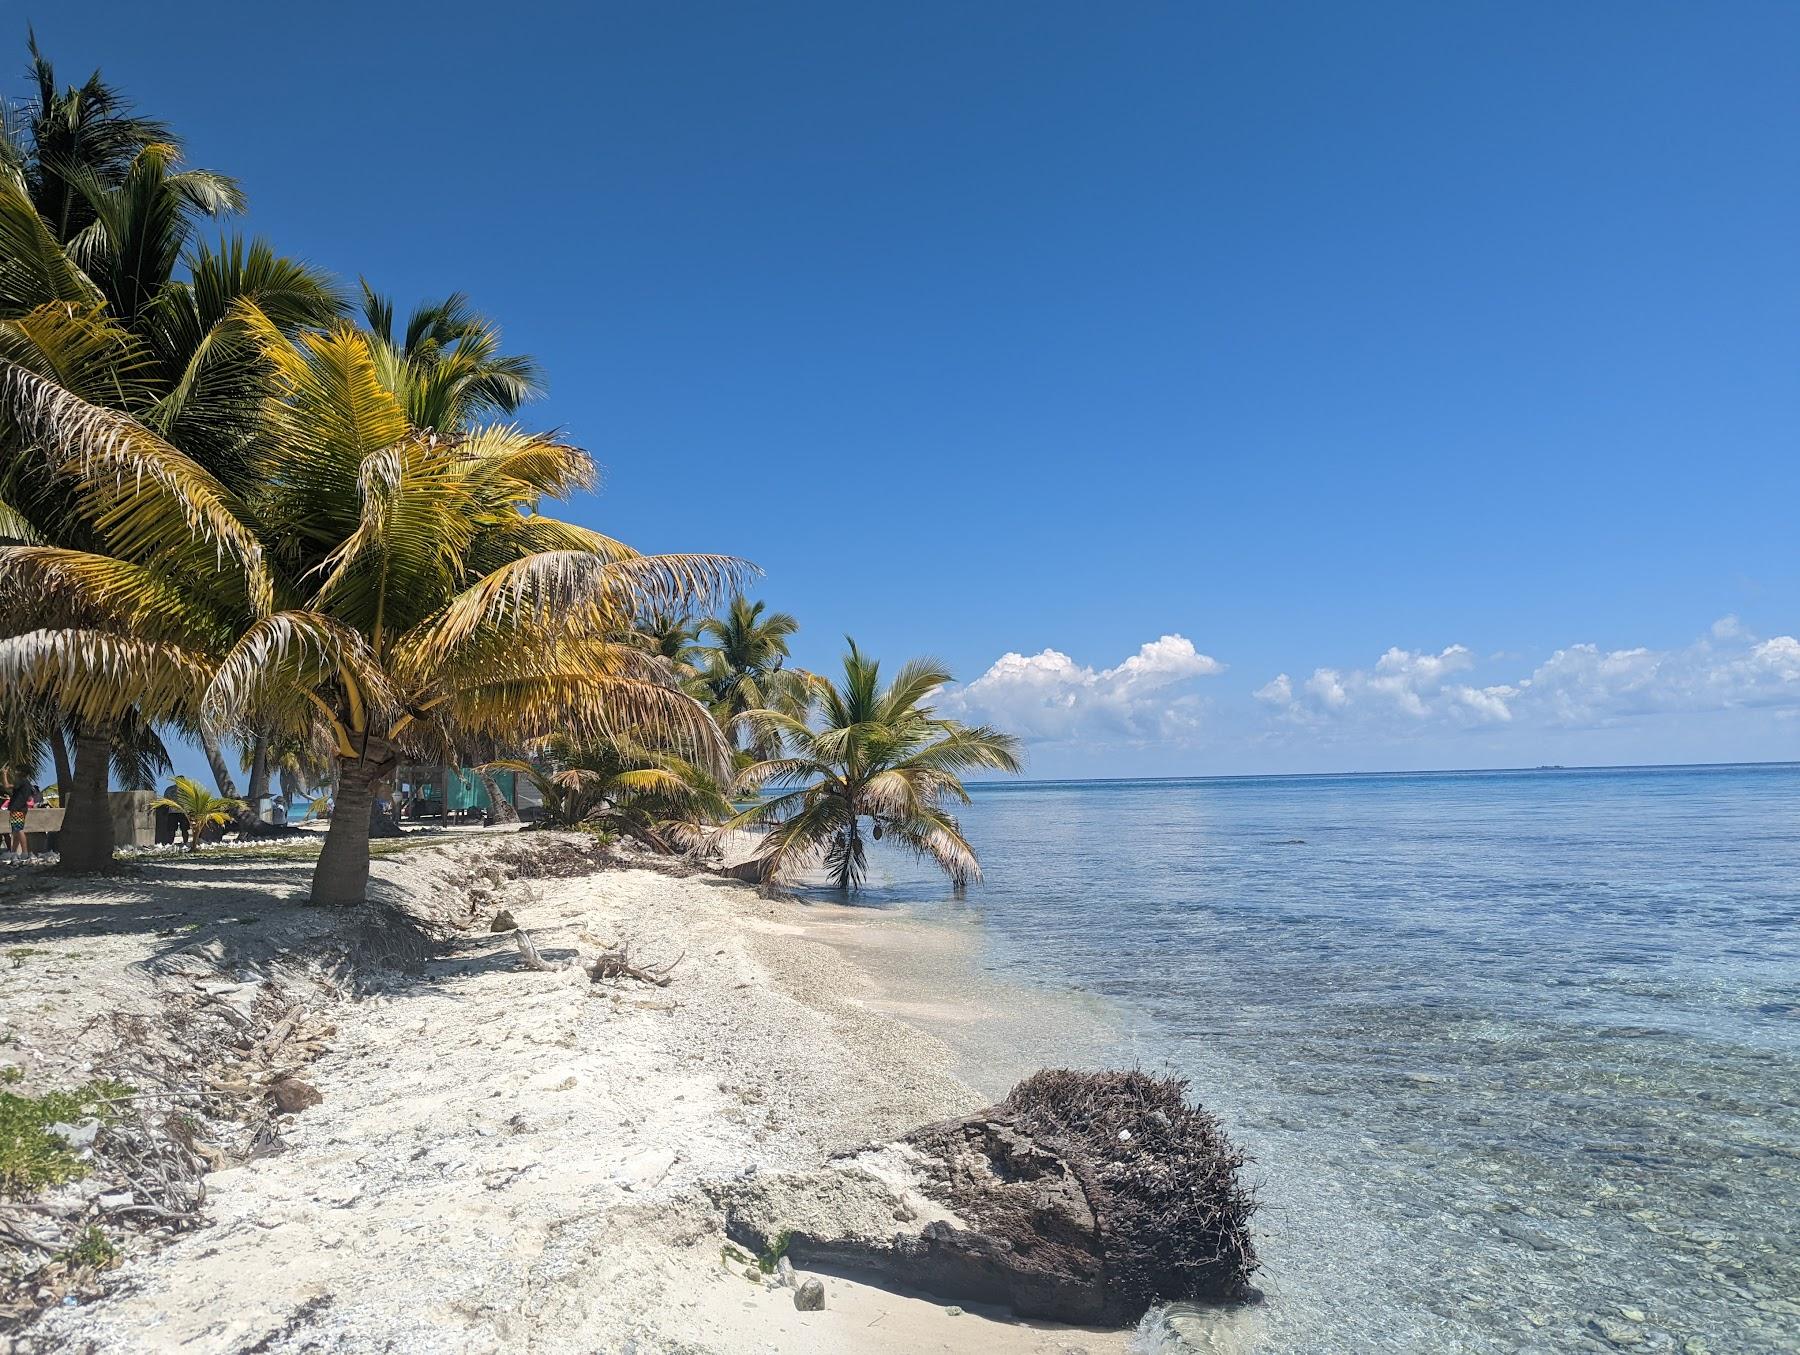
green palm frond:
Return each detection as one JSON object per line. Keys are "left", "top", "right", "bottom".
{"left": 0, "top": 173, "right": 102, "bottom": 310}
{"left": 152, "top": 774, "right": 241, "bottom": 847}
{"left": 19, "top": 36, "right": 174, "bottom": 244}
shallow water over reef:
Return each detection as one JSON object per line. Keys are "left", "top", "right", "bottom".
{"left": 832, "top": 764, "right": 1800, "bottom": 1354}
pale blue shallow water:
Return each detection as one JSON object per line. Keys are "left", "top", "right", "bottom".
{"left": 827, "top": 763, "right": 1800, "bottom": 1354}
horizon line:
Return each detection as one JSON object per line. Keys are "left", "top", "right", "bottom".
{"left": 963, "top": 758, "right": 1800, "bottom": 788}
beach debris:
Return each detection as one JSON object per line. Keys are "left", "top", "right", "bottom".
{"left": 483, "top": 835, "right": 615, "bottom": 880}
{"left": 268, "top": 1078, "right": 322, "bottom": 1115}
{"left": 342, "top": 904, "right": 436, "bottom": 975}
{"left": 793, "top": 1277, "right": 825, "bottom": 1311}
{"left": 512, "top": 929, "right": 562, "bottom": 973}
{"left": 587, "top": 945, "right": 680, "bottom": 988}
{"left": 511, "top": 928, "right": 676, "bottom": 987}
{"left": 721, "top": 1068, "right": 1259, "bottom": 1326}
{"left": 46, "top": 1119, "right": 101, "bottom": 1152}
{"left": 488, "top": 909, "right": 518, "bottom": 933}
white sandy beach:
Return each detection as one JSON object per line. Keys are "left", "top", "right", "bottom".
{"left": 1, "top": 833, "right": 1145, "bottom": 1355}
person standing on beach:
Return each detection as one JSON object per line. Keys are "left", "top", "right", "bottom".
{"left": 5, "top": 781, "right": 35, "bottom": 856}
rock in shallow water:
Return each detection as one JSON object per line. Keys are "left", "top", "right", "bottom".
{"left": 721, "top": 1069, "right": 1258, "bottom": 1326}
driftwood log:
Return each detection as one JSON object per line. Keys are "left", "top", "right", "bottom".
{"left": 720, "top": 1069, "right": 1259, "bottom": 1326}
{"left": 513, "top": 928, "right": 680, "bottom": 987}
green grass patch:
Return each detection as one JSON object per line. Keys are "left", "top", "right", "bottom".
{"left": 6, "top": 947, "right": 52, "bottom": 968}
{"left": 62, "top": 1224, "right": 119, "bottom": 1270}
{"left": 0, "top": 1077, "right": 133, "bottom": 1196}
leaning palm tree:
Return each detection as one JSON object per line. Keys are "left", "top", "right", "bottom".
{"left": 729, "top": 641, "right": 1022, "bottom": 890}
{"left": 152, "top": 775, "right": 239, "bottom": 851}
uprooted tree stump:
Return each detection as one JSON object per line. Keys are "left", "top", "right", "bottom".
{"left": 720, "top": 1068, "right": 1259, "bottom": 1325}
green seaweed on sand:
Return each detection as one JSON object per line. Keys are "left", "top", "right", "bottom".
{"left": 756, "top": 1229, "right": 793, "bottom": 1273}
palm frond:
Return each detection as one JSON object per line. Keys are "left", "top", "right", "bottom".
{"left": 0, "top": 627, "right": 210, "bottom": 724}
{"left": 0, "top": 355, "right": 269, "bottom": 612}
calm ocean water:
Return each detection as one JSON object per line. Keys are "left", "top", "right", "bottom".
{"left": 835, "top": 763, "right": 1800, "bottom": 1354}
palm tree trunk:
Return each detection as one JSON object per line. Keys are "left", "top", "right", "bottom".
{"left": 245, "top": 733, "right": 271, "bottom": 805}
{"left": 310, "top": 757, "right": 378, "bottom": 905}
{"left": 475, "top": 767, "right": 518, "bottom": 824}
{"left": 58, "top": 726, "right": 115, "bottom": 872}
{"left": 49, "top": 727, "right": 73, "bottom": 798}
{"left": 198, "top": 728, "right": 240, "bottom": 798}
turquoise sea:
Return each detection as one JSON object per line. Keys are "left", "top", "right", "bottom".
{"left": 841, "top": 763, "right": 1800, "bottom": 1354}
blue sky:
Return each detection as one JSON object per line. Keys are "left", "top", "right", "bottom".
{"left": 26, "top": 2, "right": 1799, "bottom": 779}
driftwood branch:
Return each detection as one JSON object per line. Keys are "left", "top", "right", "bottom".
{"left": 513, "top": 928, "right": 680, "bottom": 987}
{"left": 588, "top": 946, "right": 682, "bottom": 988}
{"left": 514, "top": 928, "right": 557, "bottom": 972}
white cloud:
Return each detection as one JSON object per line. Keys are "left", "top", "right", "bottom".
{"left": 1258, "top": 644, "right": 1516, "bottom": 727}
{"left": 1256, "top": 619, "right": 1800, "bottom": 733}
{"left": 944, "top": 635, "right": 1224, "bottom": 744}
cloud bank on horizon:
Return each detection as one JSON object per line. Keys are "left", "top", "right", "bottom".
{"left": 941, "top": 617, "right": 1800, "bottom": 773}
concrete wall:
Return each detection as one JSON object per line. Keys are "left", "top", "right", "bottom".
{"left": 110, "top": 790, "right": 155, "bottom": 847}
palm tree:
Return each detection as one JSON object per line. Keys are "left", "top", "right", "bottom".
{"left": 729, "top": 641, "right": 1021, "bottom": 891}
{"left": 0, "top": 35, "right": 178, "bottom": 244}
{"left": 0, "top": 43, "right": 340, "bottom": 817}
{"left": 202, "top": 313, "right": 746, "bottom": 903}
{"left": 634, "top": 608, "right": 706, "bottom": 683}
{"left": 358, "top": 283, "right": 542, "bottom": 430}
{"left": 698, "top": 596, "right": 812, "bottom": 756}
{"left": 0, "top": 310, "right": 747, "bottom": 888}
{"left": 492, "top": 732, "right": 731, "bottom": 849}
{"left": 152, "top": 775, "right": 240, "bottom": 851}
{"left": 0, "top": 344, "right": 264, "bottom": 870}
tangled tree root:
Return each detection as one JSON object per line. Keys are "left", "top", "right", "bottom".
{"left": 723, "top": 1067, "right": 1259, "bottom": 1326}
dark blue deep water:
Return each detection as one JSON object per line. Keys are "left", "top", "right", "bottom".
{"left": 841, "top": 764, "right": 1800, "bottom": 1353}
